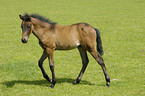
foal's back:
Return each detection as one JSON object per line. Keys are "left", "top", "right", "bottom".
{"left": 54, "top": 23, "right": 96, "bottom": 50}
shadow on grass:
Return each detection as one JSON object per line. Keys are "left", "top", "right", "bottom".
{"left": 2, "top": 78, "right": 95, "bottom": 88}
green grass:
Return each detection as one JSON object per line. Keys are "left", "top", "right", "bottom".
{"left": 0, "top": 0, "right": 145, "bottom": 95}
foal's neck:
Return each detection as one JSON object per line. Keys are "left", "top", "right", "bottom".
{"left": 31, "top": 18, "right": 51, "bottom": 40}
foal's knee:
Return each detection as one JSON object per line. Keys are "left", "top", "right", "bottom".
{"left": 49, "top": 64, "right": 55, "bottom": 68}
{"left": 97, "top": 53, "right": 104, "bottom": 61}
{"left": 96, "top": 57, "right": 104, "bottom": 65}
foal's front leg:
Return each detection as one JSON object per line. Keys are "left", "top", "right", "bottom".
{"left": 46, "top": 48, "right": 56, "bottom": 88}
{"left": 38, "top": 50, "right": 52, "bottom": 83}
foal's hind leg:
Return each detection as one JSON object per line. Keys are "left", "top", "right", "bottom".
{"left": 73, "top": 46, "right": 89, "bottom": 84}
{"left": 38, "top": 50, "right": 52, "bottom": 83}
{"left": 90, "top": 50, "right": 110, "bottom": 87}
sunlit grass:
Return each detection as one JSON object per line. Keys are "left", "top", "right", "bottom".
{"left": 0, "top": 0, "right": 145, "bottom": 96}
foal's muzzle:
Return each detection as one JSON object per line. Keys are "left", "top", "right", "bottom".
{"left": 21, "top": 39, "right": 27, "bottom": 43}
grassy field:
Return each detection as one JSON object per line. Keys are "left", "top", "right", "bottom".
{"left": 0, "top": 0, "right": 145, "bottom": 95}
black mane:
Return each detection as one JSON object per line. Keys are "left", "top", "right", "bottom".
{"left": 23, "top": 13, "right": 57, "bottom": 25}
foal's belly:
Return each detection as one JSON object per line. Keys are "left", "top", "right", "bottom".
{"left": 55, "top": 40, "right": 80, "bottom": 50}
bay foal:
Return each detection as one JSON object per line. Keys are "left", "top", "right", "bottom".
{"left": 19, "top": 14, "right": 110, "bottom": 88}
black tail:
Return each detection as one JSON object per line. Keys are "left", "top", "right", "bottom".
{"left": 94, "top": 28, "right": 104, "bottom": 55}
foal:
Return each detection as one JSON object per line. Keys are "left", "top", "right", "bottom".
{"left": 19, "top": 13, "right": 110, "bottom": 88}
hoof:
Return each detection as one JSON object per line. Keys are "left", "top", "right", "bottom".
{"left": 106, "top": 82, "right": 110, "bottom": 87}
{"left": 72, "top": 80, "right": 80, "bottom": 85}
{"left": 72, "top": 81, "right": 77, "bottom": 85}
{"left": 49, "top": 84, "right": 55, "bottom": 88}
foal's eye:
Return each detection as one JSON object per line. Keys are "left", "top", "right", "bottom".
{"left": 27, "top": 24, "right": 31, "bottom": 28}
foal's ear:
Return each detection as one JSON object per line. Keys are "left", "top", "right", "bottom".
{"left": 19, "top": 14, "right": 24, "bottom": 20}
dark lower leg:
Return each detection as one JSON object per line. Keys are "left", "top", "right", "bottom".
{"left": 100, "top": 63, "right": 110, "bottom": 87}
{"left": 91, "top": 51, "right": 110, "bottom": 87}
{"left": 49, "top": 65, "right": 56, "bottom": 88}
{"left": 38, "top": 51, "right": 51, "bottom": 83}
{"left": 38, "top": 61, "right": 52, "bottom": 83}
{"left": 47, "top": 49, "right": 56, "bottom": 88}
{"left": 73, "top": 47, "right": 89, "bottom": 84}
{"left": 73, "top": 63, "right": 88, "bottom": 84}
{"left": 97, "top": 54, "right": 110, "bottom": 85}
{"left": 97, "top": 54, "right": 110, "bottom": 87}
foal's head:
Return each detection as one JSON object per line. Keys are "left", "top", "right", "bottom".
{"left": 19, "top": 14, "right": 32, "bottom": 43}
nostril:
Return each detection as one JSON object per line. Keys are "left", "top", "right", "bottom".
{"left": 21, "top": 39, "right": 27, "bottom": 43}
